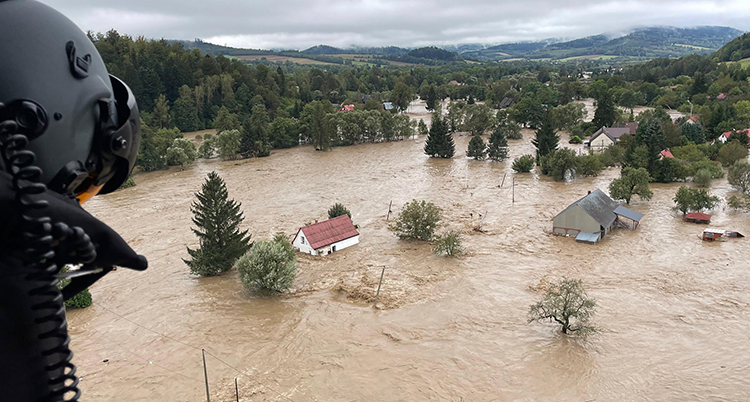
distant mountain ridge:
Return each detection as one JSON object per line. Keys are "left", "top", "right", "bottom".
{"left": 172, "top": 25, "right": 744, "bottom": 65}
{"left": 464, "top": 26, "right": 744, "bottom": 60}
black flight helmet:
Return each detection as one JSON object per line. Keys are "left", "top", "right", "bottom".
{"left": 0, "top": 0, "right": 141, "bottom": 203}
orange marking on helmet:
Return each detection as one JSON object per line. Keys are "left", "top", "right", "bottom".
{"left": 76, "top": 184, "right": 104, "bottom": 204}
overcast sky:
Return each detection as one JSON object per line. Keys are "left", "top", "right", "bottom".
{"left": 42, "top": 0, "right": 750, "bottom": 50}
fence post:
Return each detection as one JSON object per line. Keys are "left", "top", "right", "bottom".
{"left": 202, "top": 349, "right": 210, "bottom": 402}
{"left": 235, "top": 377, "right": 239, "bottom": 402}
{"left": 374, "top": 266, "right": 386, "bottom": 308}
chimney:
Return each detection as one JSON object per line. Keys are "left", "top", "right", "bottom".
{"left": 587, "top": 191, "right": 591, "bottom": 195}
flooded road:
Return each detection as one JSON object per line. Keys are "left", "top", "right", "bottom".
{"left": 71, "top": 128, "right": 750, "bottom": 401}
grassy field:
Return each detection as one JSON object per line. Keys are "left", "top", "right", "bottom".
{"left": 558, "top": 54, "right": 617, "bottom": 62}
{"left": 235, "top": 54, "right": 336, "bottom": 65}
{"left": 674, "top": 43, "right": 711, "bottom": 51}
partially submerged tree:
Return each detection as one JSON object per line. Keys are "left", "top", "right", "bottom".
{"left": 184, "top": 171, "right": 252, "bottom": 277}
{"left": 392, "top": 199, "right": 442, "bottom": 241}
{"left": 512, "top": 154, "right": 535, "bottom": 173}
{"left": 424, "top": 112, "right": 455, "bottom": 158}
{"left": 467, "top": 135, "right": 487, "bottom": 160}
{"left": 532, "top": 110, "right": 559, "bottom": 163}
{"left": 215, "top": 129, "right": 242, "bottom": 160}
{"left": 728, "top": 160, "right": 750, "bottom": 193}
{"left": 609, "top": 167, "right": 653, "bottom": 204}
{"left": 328, "top": 203, "right": 352, "bottom": 219}
{"left": 236, "top": 234, "right": 297, "bottom": 293}
{"left": 528, "top": 278, "right": 596, "bottom": 336}
{"left": 199, "top": 134, "right": 215, "bottom": 159}
{"left": 487, "top": 126, "right": 509, "bottom": 161}
{"left": 673, "top": 186, "right": 720, "bottom": 215}
{"left": 433, "top": 231, "right": 464, "bottom": 257}
{"left": 540, "top": 148, "right": 578, "bottom": 181}
{"left": 165, "top": 137, "right": 197, "bottom": 168}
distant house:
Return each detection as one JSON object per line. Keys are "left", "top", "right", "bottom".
{"left": 448, "top": 80, "right": 465, "bottom": 86}
{"left": 292, "top": 215, "right": 359, "bottom": 256}
{"left": 553, "top": 189, "right": 643, "bottom": 244}
{"left": 338, "top": 104, "right": 355, "bottom": 112}
{"left": 684, "top": 116, "right": 700, "bottom": 125}
{"left": 587, "top": 125, "right": 637, "bottom": 150}
{"left": 717, "top": 128, "right": 750, "bottom": 143}
{"left": 659, "top": 149, "right": 674, "bottom": 159}
{"left": 496, "top": 97, "right": 518, "bottom": 109}
{"left": 382, "top": 102, "right": 394, "bottom": 111}
{"left": 717, "top": 93, "right": 727, "bottom": 100}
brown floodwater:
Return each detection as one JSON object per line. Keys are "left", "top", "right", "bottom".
{"left": 70, "top": 121, "right": 750, "bottom": 401}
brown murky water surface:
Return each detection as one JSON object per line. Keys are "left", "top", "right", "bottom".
{"left": 70, "top": 122, "right": 750, "bottom": 401}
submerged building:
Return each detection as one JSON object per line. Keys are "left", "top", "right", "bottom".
{"left": 553, "top": 189, "right": 643, "bottom": 244}
{"left": 292, "top": 215, "right": 360, "bottom": 256}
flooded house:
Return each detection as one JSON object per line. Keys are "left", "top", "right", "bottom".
{"left": 553, "top": 189, "right": 643, "bottom": 244}
{"left": 292, "top": 215, "right": 360, "bottom": 256}
{"left": 585, "top": 124, "right": 638, "bottom": 150}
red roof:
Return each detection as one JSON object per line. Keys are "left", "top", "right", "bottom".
{"left": 688, "top": 116, "right": 699, "bottom": 122}
{"left": 299, "top": 215, "right": 359, "bottom": 249}
{"left": 338, "top": 104, "right": 355, "bottom": 112}
{"left": 722, "top": 128, "right": 750, "bottom": 139}
{"left": 686, "top": 212, "right": 711, "bottom": 221}
{"left": 660, "top": 149, "right": 674, "bottom": 158}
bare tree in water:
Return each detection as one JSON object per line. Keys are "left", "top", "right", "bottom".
{"left": 529, "top": 278, "right": 596, "bottom": 336}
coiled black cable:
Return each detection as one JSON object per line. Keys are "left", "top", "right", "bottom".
{"left": 0, "top": 120, "right": 81, "bottom": 401}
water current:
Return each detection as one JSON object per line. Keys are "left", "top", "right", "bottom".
{"left": 70, "top": 103, "right": 750, "bottom": 401}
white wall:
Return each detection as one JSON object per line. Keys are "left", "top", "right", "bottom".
{"left": 330, "top": 235, "right": 359, "bottom": 253}
{"left": 292, "top": 230, "right": 317, "bottom": 255}
{"left": 590, "top": 134, "right": 614, "bottom": 150}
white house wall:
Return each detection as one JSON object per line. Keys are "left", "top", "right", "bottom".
{"left": 331, "top": 235, "right": 359, "bottom": 252}
{"left": 292, "top": 231, "right": 316, "bottom": 255}
{"left": 590, "top": 135, "right": 614, "bottom": 151}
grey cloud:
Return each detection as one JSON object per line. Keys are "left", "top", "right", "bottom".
{"left": 41, "top": 0, "right": 750, "bottom": 49}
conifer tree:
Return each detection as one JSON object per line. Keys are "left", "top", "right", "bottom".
{"left": 532, "top": 110, "right": 559, "bottom": 163}
{"left": 172, "top": 85, "right": 202, "bottom": 132}
{"left": 184, "top": 171, "right": 251, "bottom": 277}
{"left": 424, "top": 113, "right": 455, "bottom": 158}
{"left": 467, "top": 135, "right": 487, "bottom": 160}
{"left": 426, "top": 85, "right": 438, "bottom": 111}
{"left": 592, "top": 90, "right": 616, "bottom": 128}
{"left": 487, "top": 127, "right": 510, "bottom": 161}
{"left": 152, "top": 94, "right": 172, "bottom": 129}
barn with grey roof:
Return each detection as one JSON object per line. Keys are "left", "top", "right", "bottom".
{"left": 552, "top": 189, "right": 643, "bottom": 244}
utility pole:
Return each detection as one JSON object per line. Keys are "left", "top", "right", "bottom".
{"left": 512, "top": 176, "right": 515, "bottom": 204}
{"left": 202, "top": 349, "right": 210, "bottom": 402}
{"left": 374, "top": 266, "right": 386, "bottom": 308}
{"left": 235, "top": 378, "right": 239, "bottom": 402}
{"left": 386, "top": 200, "right": 393, "bottom": 221}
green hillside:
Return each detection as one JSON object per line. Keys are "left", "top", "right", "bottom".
{"left": 713, "top": 32, "right": 750, "bottom": 61}
{"left": 466, "top": 26, "right": 743, "bottom": 61}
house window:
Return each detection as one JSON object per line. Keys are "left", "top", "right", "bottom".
{"left": 301, "top": 236, "right": 305, "bottom": 245}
